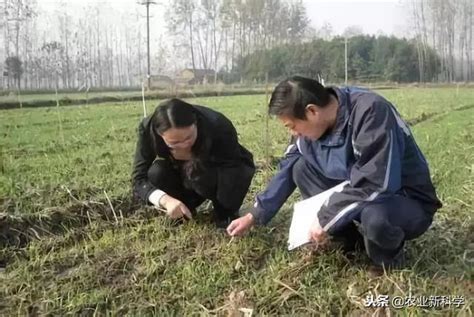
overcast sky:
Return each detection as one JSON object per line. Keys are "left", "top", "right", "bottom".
{"left": 36, "top": 0, "right": 410, "bottom": 38}
{"left": 304, "top": 0, "right": 408, "bottom": 37}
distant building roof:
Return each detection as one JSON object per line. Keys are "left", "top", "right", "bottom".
{"left": 150, "top": 75, "right": 173, "bottom": 82}
{"left": 182, "top": 68, "right": 215, "bottom": 77}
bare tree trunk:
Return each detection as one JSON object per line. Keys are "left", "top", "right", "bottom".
{"left": 14, "top": 5, "right": 20, "bottom": 57}
{"left": 14, "top": 2, "right": 21, "bottom": 89}
{"left": 459, "top": 0, "right": 466, "bottom": 81}
{"left": 3, "top": 0, "right": 8, "bottom": 61}
{"left": 110, "top": 29, "right": 115, "bottom": 87}
{"left": 87, "top": 25, "right": 93, "bottom": 87}
{"left": 224, "top": 27, "right": 228, "bottom": 72}
{"left": 137, "top": 28, "right": 142, "bottom": 85}
{"left": 115, "top": 31, "right": 122, "bottom": 87}
{"left": 239, "top": 15, "right": 244, "bottom": 79}
{"left": 467, "top": 0, "right": 473, "bottom": 81}
{"left": 105, "top": 34, "right": 110, "bottom": 87}
{"left": 189, "top": 13, "right": 196, "bottom": 71}
{"left": 213, "top": 19, "right": 223, "bottom": 83}
{"left": 449, "top": 3, "right": 455, "bottom": 81}
{"left": 125, "top": 27, "right": 132, "bottom": 87}
{"left": 63, "top": 14, "right": 71, "bottom": 88}
{"left": 197, "top": 29, "right": 208, "bottom": 70}
{"left": 231, "top": 21, "right": 236, "bottom": 70}
{"left": 22, "top": 22, "right": 29, "bottom": 89}
{"left": 65, "top": 20, "right": 70, "bottom": 88}
{"left": 95, "top": 8, "right": 103, "bottom": 87}
{"left": 419, "top": 0, "right": 428, "bottom": 82}
{"left": 119, "top": 32, "right": 125, "bottom": 87}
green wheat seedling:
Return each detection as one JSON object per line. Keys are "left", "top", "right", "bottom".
{"left": 0, "top": 88, "right": 472, "bottom": 315}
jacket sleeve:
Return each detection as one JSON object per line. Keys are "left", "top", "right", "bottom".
{"left": 212, "top": 118, "right": 255, "bottom": 211}
{"left": 131, "top": 120, "right": 157, "bottom": 202}
{"left": 317, "top": 101, "right": 405, "bottom": 234}
{"left": 211, "top": 119, "right": 244, "bottom": 166}
{"left": 249, "top": 139, "right": 301, "bottom": 225}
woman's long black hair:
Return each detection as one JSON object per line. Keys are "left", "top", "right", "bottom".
{"left": 152, "top": 98, "right": 197, "bottom": 134}
{"left": 151, "top": 98, "right": 211, "bottom": 183}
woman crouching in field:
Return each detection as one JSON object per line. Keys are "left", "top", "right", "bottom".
{"left": 132, "top": 98, "right": 255, "bottom": 227}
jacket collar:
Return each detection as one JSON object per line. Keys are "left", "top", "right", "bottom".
{"left": 310, "top": 87, "right": 350, "bottom": 147}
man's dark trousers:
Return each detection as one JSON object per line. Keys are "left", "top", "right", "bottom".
{"left": 292, "top": 157, "right": 433, "bottom": 266}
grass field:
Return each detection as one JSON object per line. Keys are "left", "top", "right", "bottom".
{"left": 0, "top": 90, "right": 143, "bottom": 103}
{"left": 0, "top": 87, "right": 473, "bottom": 315}
{"left": 0, "top": 85, "right": 267, "bottom": 108}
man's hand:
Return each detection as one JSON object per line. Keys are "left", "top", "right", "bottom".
{"left": 226, "top": 213, "right": 255, "bottom": 236}
{"left": 159, "top": 194, "right": 193, "bottom": 220}
{"left": 309, "top": 220, "right": 328, "bottom": 245}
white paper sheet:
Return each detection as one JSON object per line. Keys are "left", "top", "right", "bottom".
{"left": 287, "top": 181, "right": 349, "bottom": 250}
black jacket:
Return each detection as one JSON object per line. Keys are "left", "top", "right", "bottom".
{"left": 132, "top": 105, "right": 255, "bottom": 209}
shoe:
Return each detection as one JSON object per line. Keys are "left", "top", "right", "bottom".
{"left": 367, "top": 264, "right": 385, "bottom": 277}
{"left": 332, "top": 221, "right": 365, "bottom": 255}
{"left": 339, "top": 233, "right": 365, "bottom": 254}
{"left": 384, "top": 247, "right": 406, "bottom": 269}
{"left": 367, "top": 248, "right": 407, "bottom": 277}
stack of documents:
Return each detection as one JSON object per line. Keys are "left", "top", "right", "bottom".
{"left": 288, "top": 181, "right": 348, "bottom": 250}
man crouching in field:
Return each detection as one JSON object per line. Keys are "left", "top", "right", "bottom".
{"left": 227, "top": 76, "right": 442, "bottom": 269}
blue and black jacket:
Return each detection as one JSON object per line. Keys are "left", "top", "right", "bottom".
{"left": 249, "top": 87, "right": 442, "bottom": 234}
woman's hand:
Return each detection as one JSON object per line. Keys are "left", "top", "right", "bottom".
{"left": 159, "top": 194, "right": 193, "bottom": 220}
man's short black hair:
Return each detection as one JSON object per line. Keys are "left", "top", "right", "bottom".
{"left": 268, "top": 76, "right": 331, "bottom": 119}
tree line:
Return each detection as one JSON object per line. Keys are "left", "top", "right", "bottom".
{"left": 1, "top": 0, "right": 155, "bottom": 90}
{"left": 0, "top": 0, "right": 472, "bottom": 91}
{"left": 167, "top": 0, "right": 310, "bottom": 76}
{"left": 1, "top": 0, "right": 311, "bottom": 90}
{"left": 410, "top": 0, "right": 473, "bottom": 82}
{"left": 232, "top": 35, "right": 441, "bottom": 83}
{"left": 168, "top": 0, "right": 473, "bottom": 83}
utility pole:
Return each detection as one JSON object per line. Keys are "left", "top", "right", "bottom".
{"left": 139, "top": 0, "right": 156, "bottom": 90}
{"left": 344, "top": 36, "right": 348, "bottom": 85}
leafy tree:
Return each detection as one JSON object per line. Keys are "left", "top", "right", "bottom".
{"left": 5, "top": 56, "right": 23, "bottom": 89}
{"left": 233, "top": 35, "right": 442, "bottom": 83}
